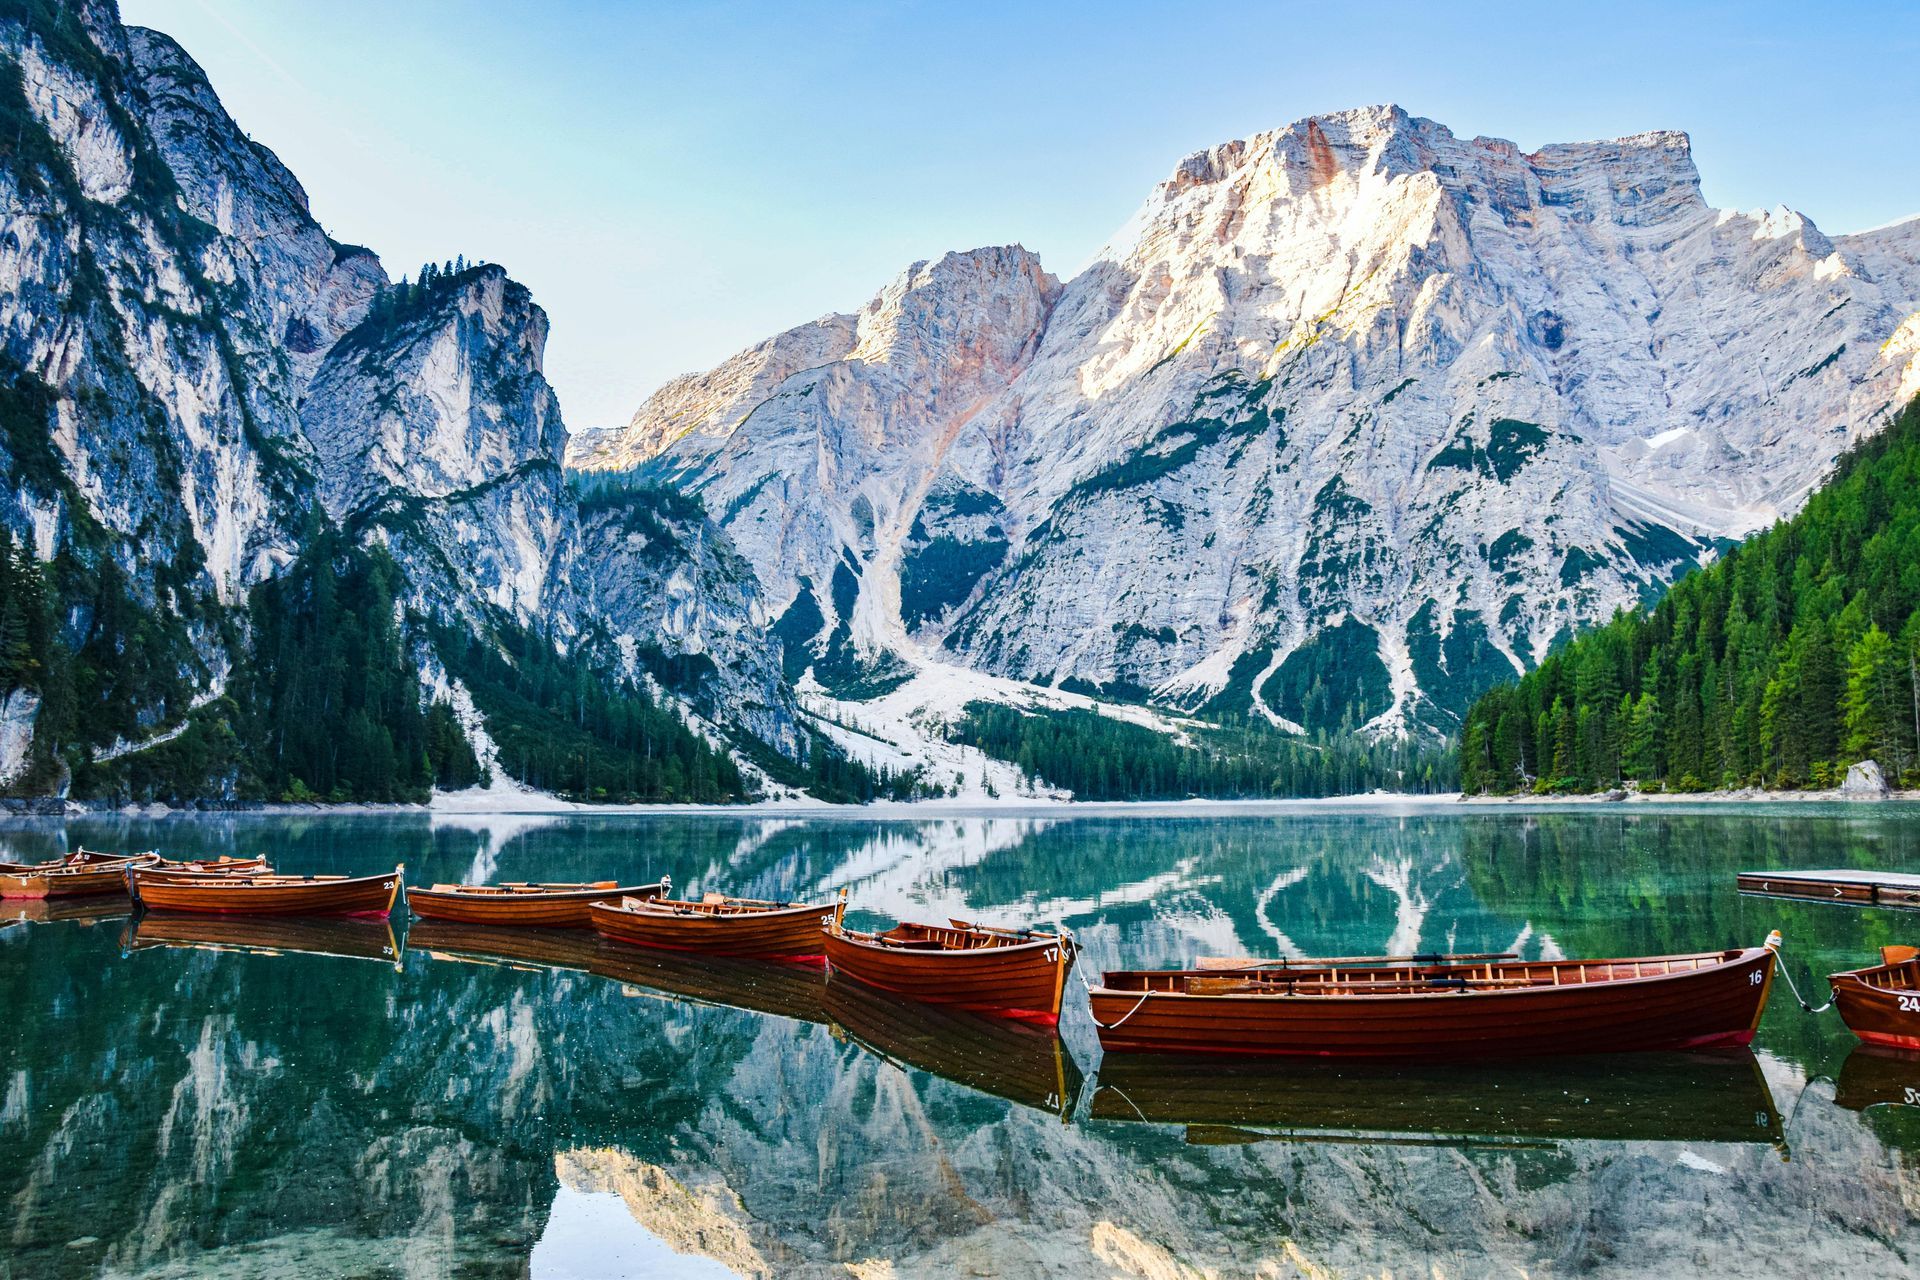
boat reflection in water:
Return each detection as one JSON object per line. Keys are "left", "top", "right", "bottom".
{"left": 407, "top": 919, "right": 831, "bottom": 1027}
{"left": 1091, "top": 1050, "right": 1784, "bottom": 1149}
{"left": 406, "top": 919, "right": 603, "bottom": 975}
{"left": 2, "top": 893, "right": 135, "bottom": 925}
{"left": 1835, "top": 1045, "right": 1920, "bottom": 1112}
{"left": 122, "top": 911, "right": 403, "bottom": 969}
{"left": 822, "top": 974, "right": 1083, "bottom": 1120}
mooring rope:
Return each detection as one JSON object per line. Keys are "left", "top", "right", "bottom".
{"left": 1094, "top": 988, "right": 1155, "bottom": 1030}
{"left": 1775, "top": 954, "right": 1833, "bottom": 1015}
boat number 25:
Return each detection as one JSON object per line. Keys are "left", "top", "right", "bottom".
{"left": 1898, "top": 994, "right": 1920, "bottom": 1014}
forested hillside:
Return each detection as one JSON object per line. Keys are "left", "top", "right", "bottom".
{"left": 1460, "top": 398, "right": 1920, "bottom": 794}
{"left": 957, "top": 703, "right": 1457, "bottom": 799}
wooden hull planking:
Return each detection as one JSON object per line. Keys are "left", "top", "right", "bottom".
{"left": 1090, "top": 946, "right": 1777, "bottom": 1058}
{"left": 0, "top": 853, "right": 159, "bottom": 900}
{"left": 823, "top": 923, "right": 1079, "bottom": 1024}
{"left": 407, "top": 880, "right": 666, "bottom": 928}
{"left": 589, "top": 895, "right": 840, "bottom": 961}
{"left": 130, "top": 867, "right": 405, "bottom": 918}
{"left": 1831, "top": 952, "right": 1920, "bottom": 1049}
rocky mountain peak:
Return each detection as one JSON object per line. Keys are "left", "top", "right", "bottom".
{"left": 604, "top": 105, "right": 1920, "bottom": 739}
{"left": 849, "top": 245, "right": 1058, "bottom": 377}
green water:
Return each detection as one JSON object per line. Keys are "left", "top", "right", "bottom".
{"left": 4, "top": 804, "right": 1919, "bottom": 1278}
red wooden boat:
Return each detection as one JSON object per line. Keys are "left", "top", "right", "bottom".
{"left": 823, "top": 917, "right": 1080, "bottom": 1024}
{"left": 129, "top": 865, "right": 405, "bottom": 918}
{"left": 1, "top": 852, "right": 159, "bottom": 899}
{"left": 1830, "top": 945, "right": 1920, "bottom": 1049}
{"left": 1089, "top": 937, "right": 1780, "bottom": 1058}
{"left": 409, "top": 877, "right": 666, "bottom": 927}
{"left": 589, "top": 890, "right": 843, "bottom": 961}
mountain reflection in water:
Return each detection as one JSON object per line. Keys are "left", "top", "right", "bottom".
{"left": 3, "top": 806, "right": 1919, "bottom": 1277}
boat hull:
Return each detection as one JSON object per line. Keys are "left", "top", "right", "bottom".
{"left": 1832, "top": 969, "right": 1920, "bottom": 1050}
{"left": 408, "top": 881, "right": 664, "bottom": 928}
{"left": 0, "top": 854, "right": 158, "bottom": 900}
{"left": 1091, "top": 947, "right": 1777, "bottom": 1058}
{"left": 589, "top": 898, "right": 835, "bottom": 960}
{"left": 131, "top": 868, "right": 404, "bottom": 919}
{"left": 823, "top": 929, "right": 1077, "bottom": 1023}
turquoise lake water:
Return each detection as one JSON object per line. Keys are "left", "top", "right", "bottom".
{"left": 3, "top": 804, "right": 1918, "bottom": 1277}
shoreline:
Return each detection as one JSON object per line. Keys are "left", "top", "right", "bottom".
{"left": 4, "top": 788, "right": 1919, "bottom": 823}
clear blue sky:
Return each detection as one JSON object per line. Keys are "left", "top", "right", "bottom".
{"left": 119, "top": 0, "right": 1920, "bottom": 431}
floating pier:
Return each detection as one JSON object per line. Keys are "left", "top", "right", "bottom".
{"left": 1737, "top": 869, "right": 1920, "bottom": 908}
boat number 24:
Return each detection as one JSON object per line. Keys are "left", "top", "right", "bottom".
{"left": 1899, "top": 994, "right": 1920, "bottom": 1014}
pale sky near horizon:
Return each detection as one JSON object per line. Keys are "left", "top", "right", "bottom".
{"left": 117, "top": 0, "right": 1920, "bottom": 432}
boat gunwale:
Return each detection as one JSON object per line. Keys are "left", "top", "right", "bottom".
{"left": 595, "top": 896, "right": 828, "bottom": 922}
{"left": 410, "top": 880, "right": 663, "bottom": 902}
{"left": 1092, "top": 947, "right": 1765, "bottom": 1002}
{"left": 829, "top": 922, "right": 1073, "bottom": 959}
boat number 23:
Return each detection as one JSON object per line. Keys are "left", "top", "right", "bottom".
{"left": 1899, "top": 994, "right": 1920, "bottom": 1014}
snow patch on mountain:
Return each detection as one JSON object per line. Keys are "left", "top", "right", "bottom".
{"left": 582, "top": 105, "right": 1920, "bottom": 739}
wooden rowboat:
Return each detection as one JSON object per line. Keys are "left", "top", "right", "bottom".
{"left": 129, "top": 865, "right": 405, "bottom": 918}
{"left": 1829, "top": 945, "right": 1920, "bottom": 1050}
{"left": 1, "top": 847, "right": 153, "bottom": 872}
{"left": 589, "top": 890, "right": 844, "bottom": 961}
{"left": 153, "top": 854, "right": 270, "bottom": 874}
{"left": 131, "top": 856, "right": 274, "bottom": 887}
{"left": 822, "top": 918, "right": 1080, "bottom": 1024}
{"left": 0, "top": 852, "right": 159, "bottom": 899}
{"left": 408, "top": 878, "right": 667, "bottom": 928}
{"left": 1089, "top": 938, "right": 1779, "bottom": 1058}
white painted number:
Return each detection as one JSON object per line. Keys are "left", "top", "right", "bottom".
{"left": 1897, "top": 994, "right": 1920, "bottom": 1013}
{"left": 1750, "top": 971, "right": 1763, "bottom": 985}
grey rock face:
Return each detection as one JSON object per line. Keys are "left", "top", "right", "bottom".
{"left": 1840, "top": 759, "right": 1890, "bottom": 797}
{"left": 0, "top": 6, "right": 798, "bottom": 779}
{"left": 583, "top": 106, "right": 1920, "bottom": 737}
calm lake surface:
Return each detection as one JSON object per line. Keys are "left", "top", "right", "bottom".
{"left": 4, "top": 804, "right": 1920, "bottom": 1278}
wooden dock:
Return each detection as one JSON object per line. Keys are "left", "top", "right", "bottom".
{"left": 1737, "top": 869, "right": 1920, "bottom": 909}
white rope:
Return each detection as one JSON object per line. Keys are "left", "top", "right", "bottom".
{"left": 1092, "top": 988, "right": 1154, "bottom": 1030}
{"left": 1776, "top": 956, "right": 1833, "bottom": 1014}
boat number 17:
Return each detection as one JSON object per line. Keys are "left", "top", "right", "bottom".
{"left": 1898, "top": 994, "right": 1920, "bottom": 1014}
